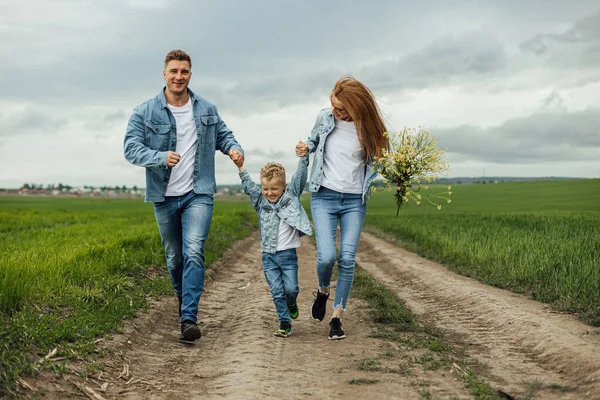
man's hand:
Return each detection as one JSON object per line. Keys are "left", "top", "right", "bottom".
{"left": 229, "top": 149, "right": 244, "bottom": 168}
{"left": 166, "top": 151, "right": 181, "bottom": 167}
{"left": 295, "top": 141, "right": 308, "bottom": 157}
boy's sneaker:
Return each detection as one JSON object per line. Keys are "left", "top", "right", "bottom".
{"left": 273, "top": 323, "right": 291, "bottom": 337}
{"left": 178, "top": 320, "right": 201, "bottom": 343}
{"left": 328, "top": 318, "right": 345, "bottom": 340}
{"left": 310, "top": 291, "right": 329, "bottom": 321}
{"left": 288, "top": 302, "right": 299, "bottom": 319}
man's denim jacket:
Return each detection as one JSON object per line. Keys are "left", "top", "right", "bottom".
{"left": 305, "top": 108, "right": 378, "bottom": 204}
{"left": 124, "top": 88, "right": 243, "bottom": 202}
{"left": 239, "top": 156, "right": 313, "bottom": 254}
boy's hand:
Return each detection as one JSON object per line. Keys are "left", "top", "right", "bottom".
{"left": 295, "top": 141, "right": 308, "bottom": 157}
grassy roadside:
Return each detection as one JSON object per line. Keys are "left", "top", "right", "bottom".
{"left": 0, "top": 197, "right": 257, "bottom": 398}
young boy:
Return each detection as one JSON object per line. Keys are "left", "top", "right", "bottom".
{"left": 236, "top": 151, "right": 312, "bottom": 337}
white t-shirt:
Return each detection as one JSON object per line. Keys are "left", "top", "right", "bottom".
{"left": 165, "top": 98, "right": 197, "bottom": 196}
{"left": 276, "top": 218, "right": 301, "bottom": 251}
{"left": 320, "top": 119, "right": 365, "bottom": 194}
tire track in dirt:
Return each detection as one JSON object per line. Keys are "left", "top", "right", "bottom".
{"left": 29, "top": 232, "right": 474, "bottom": 399}
{"left": 357, "top": 231, "right": 600, "bottom": 399}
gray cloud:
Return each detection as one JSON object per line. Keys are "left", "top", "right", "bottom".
{"left": 435, "top": 106, "right": 600, "bottom": 163}
{"left": 82, "top": 109, "right": 128, "bottom": 131}
{"left": 0, "top": 107, "right": 69, "bottom": 137}
{"left": 519, "top": 10, "right": 600, "bottom": 68}
{"left": 1, "top": 1, "right": 600, "bottom": 187}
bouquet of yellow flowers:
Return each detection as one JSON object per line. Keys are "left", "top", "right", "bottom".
{"left": 374, "top": 127, "right": 452, "bottom": 215}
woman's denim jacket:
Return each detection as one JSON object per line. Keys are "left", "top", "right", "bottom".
{"left": 124, "top": 88, "right": 243, "bottom": 202}
{"left": 305, "top": 108, "right": 378, "bottom": 204}
{"left": 239, "top": 156, "right": 313, "bottom": 254}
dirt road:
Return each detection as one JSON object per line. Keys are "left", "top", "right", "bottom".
{"left": 356, "top": 231, "right": 600, "bottom": 399}
{"left": 23, "top": 232, "right": 600, "bottom": 399}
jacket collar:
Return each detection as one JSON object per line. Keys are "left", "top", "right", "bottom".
{"left": 158, "top": 87, "right": 197, "bottom": 109}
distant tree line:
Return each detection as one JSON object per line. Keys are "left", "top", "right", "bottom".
{"left": 20, "top": 183, "right": 139, "bottom": 191}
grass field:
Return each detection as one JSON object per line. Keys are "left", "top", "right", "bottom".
{"left": 2, "top": 179, "right": 598, "bottom": 396}
{"left": 362, "top": 179, "right": 600, "bottom": 325}
{"left": 0, "top": 196, "right": 256, "bottom": 398}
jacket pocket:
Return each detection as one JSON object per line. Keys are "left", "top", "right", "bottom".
{"left": 199, "top": 115, "right": 218, "bottom": 144}
{"left": 145, "top": 122, "right": 171, "bottom": 150}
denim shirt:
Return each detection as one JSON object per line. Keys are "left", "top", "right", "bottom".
{"left": 239, "top": 156, "right": 313, "bottom": 254}
{"left": 305, "top": 108, "right": 378, "bottom": 204}
{"left": 124, "top": 88, "right": 243, "bottom": 202}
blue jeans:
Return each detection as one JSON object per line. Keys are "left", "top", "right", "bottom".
{"left": 311, "top": 186, "right": 366, "bottom": 311}
{"left": 153, "top": 190, "right": 214, "bottom": 323}
{"left": 261, "top": 248, "right": 300, "bottom": 324}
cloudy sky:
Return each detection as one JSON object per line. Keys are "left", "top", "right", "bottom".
{"left": 1, "top": 0, "right": 599, "bottom": 188}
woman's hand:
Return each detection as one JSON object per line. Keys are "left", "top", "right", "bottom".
{"left": 295, "top": 141, "right": 308, "bottom": 157}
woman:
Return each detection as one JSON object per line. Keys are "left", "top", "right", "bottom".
{"left": 296, "top": 76, "right": 389, "bottom": 339}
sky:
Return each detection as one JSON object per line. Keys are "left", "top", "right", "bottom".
{"left": 1, "top": 0, "right": 599, "bottom": 188}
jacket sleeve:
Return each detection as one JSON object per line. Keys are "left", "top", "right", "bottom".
{"left": 306, "top": 110, "right": 324, "bottom": 154}
{"left": 239, "top": 171, "right": 262, "bottom": 212}
{"left": 288, "top": 155, "right": 309, "bottom": 197}
{"left": 123, "top": 109, "right": 168, "bottom": 169}
{"left": 214, "top": 106, "right": 244, "bottom": 156}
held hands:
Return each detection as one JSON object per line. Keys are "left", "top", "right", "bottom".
{"left": 166, "top": 151, "right": 181, "bottom": 167}
{"left": 295, "top": 141, "right": 308, "bottom": 157}
{"left": 229, "top": 149, "right": 245, "bottom": 171}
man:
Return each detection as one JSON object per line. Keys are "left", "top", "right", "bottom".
{"left": 124, "top": 49, "right": 244, "bottom": 343}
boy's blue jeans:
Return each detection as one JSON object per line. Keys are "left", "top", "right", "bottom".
{"left": 310, "top": 186, "right": 367, "bottom": 311}
{"left": 261, "top": 248, "right": 300, "bottom": 324}
{"left": 153, "top": 190, "right": 214, "bottom": 324}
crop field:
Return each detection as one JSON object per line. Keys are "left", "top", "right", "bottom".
{"left": 363, "top": 179, "right": 600, "bottom": 324}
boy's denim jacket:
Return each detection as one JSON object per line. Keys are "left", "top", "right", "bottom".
{"left": 305, "top": 108, "right": 378, "bottom": 204}
{"left": 124, "top": 88, "right": 243, "bottom": 202}
{"left": 239, "top": 156, "right": 313, "bottom": 254}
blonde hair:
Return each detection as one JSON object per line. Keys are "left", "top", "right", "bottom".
{"left": 260, "top": 162, "right": 286, "bottom": 182}
{"left": 330, "top": 76, "right": 389, "bottom": 159}
{"left": 164, "top": 49, "right": 192, "bottom": 68}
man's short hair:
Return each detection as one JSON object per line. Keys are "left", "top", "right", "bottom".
{"left": 164, "top": 49, "right": 192, "bottom": 69}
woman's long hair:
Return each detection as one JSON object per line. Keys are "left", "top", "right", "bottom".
{"left": 331, "top": 76, "right": 389, "bottom": 160}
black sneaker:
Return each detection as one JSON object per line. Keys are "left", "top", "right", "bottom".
{"left": 288, "top": 302, "right": 299, "bottom": 319}
{"left": 274, "top": 323, "right": 291, "bottom": 338}
{"left": 310, "top": 291, "right": 329, "bottom": 321}
{"left": 328, "top": 318, "right": 345, "bottom": 340}
{"left": 177, "top": 295, "right": 182, "bottom": 319}
{"left": 179, "top": 320, "right": 201, "bottom": 343}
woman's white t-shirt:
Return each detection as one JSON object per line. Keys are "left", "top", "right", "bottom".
{"left": 320, "top": 119, "right": 365, "bottom": 194}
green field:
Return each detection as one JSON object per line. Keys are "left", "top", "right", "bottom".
{"left": 0, "top": 196, "right": 256, "bottom": 398}
{"left": 363, "top": 179, "right": 600, "bottom": 325}
{"left": 2, "top": 179, "right": 599, "bottom": 396}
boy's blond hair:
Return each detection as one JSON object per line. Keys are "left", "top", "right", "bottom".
{"left": 260, "top": 162, "right": 286, "bottom": 183}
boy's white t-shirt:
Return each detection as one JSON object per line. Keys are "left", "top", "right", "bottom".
{"left": 320, "top": 119, "right": 365, "bottom": 194}
{"left": 276, "top": 218, "right": 301, "bottom": 251}
{"left": 165, "top": 98, "right": 196, "bottom": 196}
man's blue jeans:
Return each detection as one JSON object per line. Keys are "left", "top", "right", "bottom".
{"left": 310, "top": 186, "right": 366, "bottom": 311}
{"left": 153, "top": 191, "right": 213, "bottom": 323}
{"left": 261, "top": 248, "right": 300, "bottom": 324}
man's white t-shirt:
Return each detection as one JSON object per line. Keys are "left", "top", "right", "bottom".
{"left": 165, "top": 98, "right": 197, "bottom": 196}
{"left": 320, "top": 119, "right": 365, "bottom": 194}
